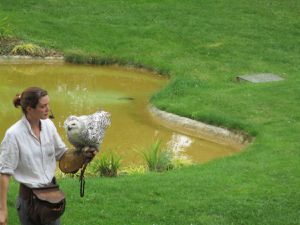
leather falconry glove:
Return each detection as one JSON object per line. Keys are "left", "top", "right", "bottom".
{"left": 59, "top": 147, "right": 97, "bottom": 174}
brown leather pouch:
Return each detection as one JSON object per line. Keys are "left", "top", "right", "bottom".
{"left": 29, "top": 184, "right": 66, "bottom": 224}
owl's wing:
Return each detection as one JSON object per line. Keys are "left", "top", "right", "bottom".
{"left": 85, "top": 112, "right": 111, "bottom": 148}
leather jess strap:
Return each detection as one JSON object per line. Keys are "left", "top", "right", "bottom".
{"left": 79, "top": 158, "right": 92, "bottom": 197}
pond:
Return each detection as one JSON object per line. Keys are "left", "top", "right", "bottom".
{"left": 0, "top": 59, "right": 242, "bottom": 165}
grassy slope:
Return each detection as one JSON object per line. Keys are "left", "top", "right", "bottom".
{"left": 1, "top": 0, "right": 300, "bottom": 224}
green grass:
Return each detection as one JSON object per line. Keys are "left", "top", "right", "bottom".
{"left": 1, "top": 0, "right": 300, "bottom": 224}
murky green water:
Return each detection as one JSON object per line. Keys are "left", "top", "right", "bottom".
{"left": 0, "top": 60, "right": 242, "bottom": 165}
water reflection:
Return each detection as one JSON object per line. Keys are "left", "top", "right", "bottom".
{"left": 167, "top": 134, "right": 193, "bottom": 157}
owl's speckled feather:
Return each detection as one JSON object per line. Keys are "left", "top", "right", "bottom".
{"left": 64, "top": 110, "right": 111, "bottom": 151}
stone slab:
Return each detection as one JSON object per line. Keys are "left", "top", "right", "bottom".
{"left": 236, "top": 73, "right": 284, "bottom": 83}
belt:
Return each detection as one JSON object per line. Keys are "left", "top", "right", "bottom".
{"left": 19, "top": 183, "right": 32, "bottom": 200}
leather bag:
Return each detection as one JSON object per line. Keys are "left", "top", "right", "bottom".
{"left": 29, "top": 184, "right": 66, "bottom": 224}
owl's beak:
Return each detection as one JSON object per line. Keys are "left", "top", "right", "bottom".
{"left": 67, "top": 126, "right": 72, "bottom": 131}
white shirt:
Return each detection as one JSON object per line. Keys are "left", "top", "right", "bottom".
{"left": 0, "top": 116, "right": 67, "bottom": 188}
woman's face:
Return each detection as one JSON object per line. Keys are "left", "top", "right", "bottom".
{"left": 27, "top": 95, "right": 50, "bottom": 120}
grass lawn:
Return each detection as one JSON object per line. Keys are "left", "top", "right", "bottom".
{"left": 1, "top": 0, "right": 300, "bottom": 224}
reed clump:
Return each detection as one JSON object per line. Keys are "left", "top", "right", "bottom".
{"left": 140, "top": 139, "right": 192, "bottom": 172}
{"left": 88, "top": 150, "right": 122, "bottom": 177}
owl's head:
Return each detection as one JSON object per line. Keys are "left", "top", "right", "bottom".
{"left": 64, "top": 116, "right": 84, "bottom": 136}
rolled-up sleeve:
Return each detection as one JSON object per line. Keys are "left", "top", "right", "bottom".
{"left": 53, "top": 130, "right": 68, "bottom": 160}
{"left": 0, "top": 132, "right": 19, "bottom": 175}
{"left": 47, "top": 121, "right": 67, "bottom": 161}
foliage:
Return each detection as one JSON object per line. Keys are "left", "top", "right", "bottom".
{"left": 140, "top": 140, "right": 174, "bottom": 172}
{"left": 139, "top": 139, "right": 193, "bottom": 172}
{"left": 119, "top": 165, "right": 147, "bottom": 175}
{"left": 10, "top": 43, "right": 45, "bottom": 56}
{"left": 88, "top": 150, "right": 122, "bottom": 177}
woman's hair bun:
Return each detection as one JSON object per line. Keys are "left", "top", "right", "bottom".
{"left": 13, "top": 94, "right": 22, "bottom": 108}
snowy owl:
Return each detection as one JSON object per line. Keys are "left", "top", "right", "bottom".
{"left": 64, "top": 110, "right": 111, "bottom": 151}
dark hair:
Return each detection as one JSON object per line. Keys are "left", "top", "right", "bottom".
{"left": 13, "top": 87, "right": 48, "bottom": 114}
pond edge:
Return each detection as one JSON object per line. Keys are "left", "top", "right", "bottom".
{"left": 148, "top": 105, "right": 251, "bottom": 147}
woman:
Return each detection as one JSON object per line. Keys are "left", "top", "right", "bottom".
{"left": 0, "top": 87, "right": 95, "bottom": 225}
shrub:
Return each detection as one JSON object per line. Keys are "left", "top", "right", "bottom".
{"left": 141, "top": 140, "right": 174, "bottom": 172}
{"left": 89, "top": 151, "right": 122, "bottom": 177}
{"left": 10, "top": 43, "right": 45, "bottom": 56}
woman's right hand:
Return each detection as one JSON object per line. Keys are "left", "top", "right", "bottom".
{"left": 0, "top": 208, "right": 7, "bottom": 225}
{"left": 0, "top": 174, "right": 9, "bottom": 225}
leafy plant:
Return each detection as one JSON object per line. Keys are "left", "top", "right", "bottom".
{"left": 141, "top": 140, "right": 174, "bottom": 172}
{"left": 89, "top": 151, "right": 122, "bottom": 177}
{"left": 10, "top": 43, "right": 45, "bottom": 56}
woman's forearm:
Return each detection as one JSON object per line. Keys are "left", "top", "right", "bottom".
{"left": 0, "top": 174, "right": 10, "bottom": 210}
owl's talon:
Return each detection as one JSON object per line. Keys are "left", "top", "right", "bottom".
{"left": 82, "top": 146, "right": 90, "bottom": 152}
{"left": 81, "top": 146, "right": 98, "bottom": 160}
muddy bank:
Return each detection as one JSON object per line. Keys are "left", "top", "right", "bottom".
{"left": 0, "top": 55, "right": 64, "bottom": 64}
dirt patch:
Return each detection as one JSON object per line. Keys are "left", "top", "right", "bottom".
{"left": 0, "top": 37, "right": 62, "bottom": 57}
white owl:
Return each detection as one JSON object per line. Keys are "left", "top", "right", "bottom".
{"left": 63, "top": 110, "right": 111, "bottom": 151}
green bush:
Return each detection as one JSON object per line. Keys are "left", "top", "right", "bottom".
{"left": 89, "top": 151, "right": 122, "bottom": 177}
{"left": 140, "top": 140, "right": 174, "bottom": 172}
{"left": 10, "top": 43, "right": 45, "bottom": 56}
